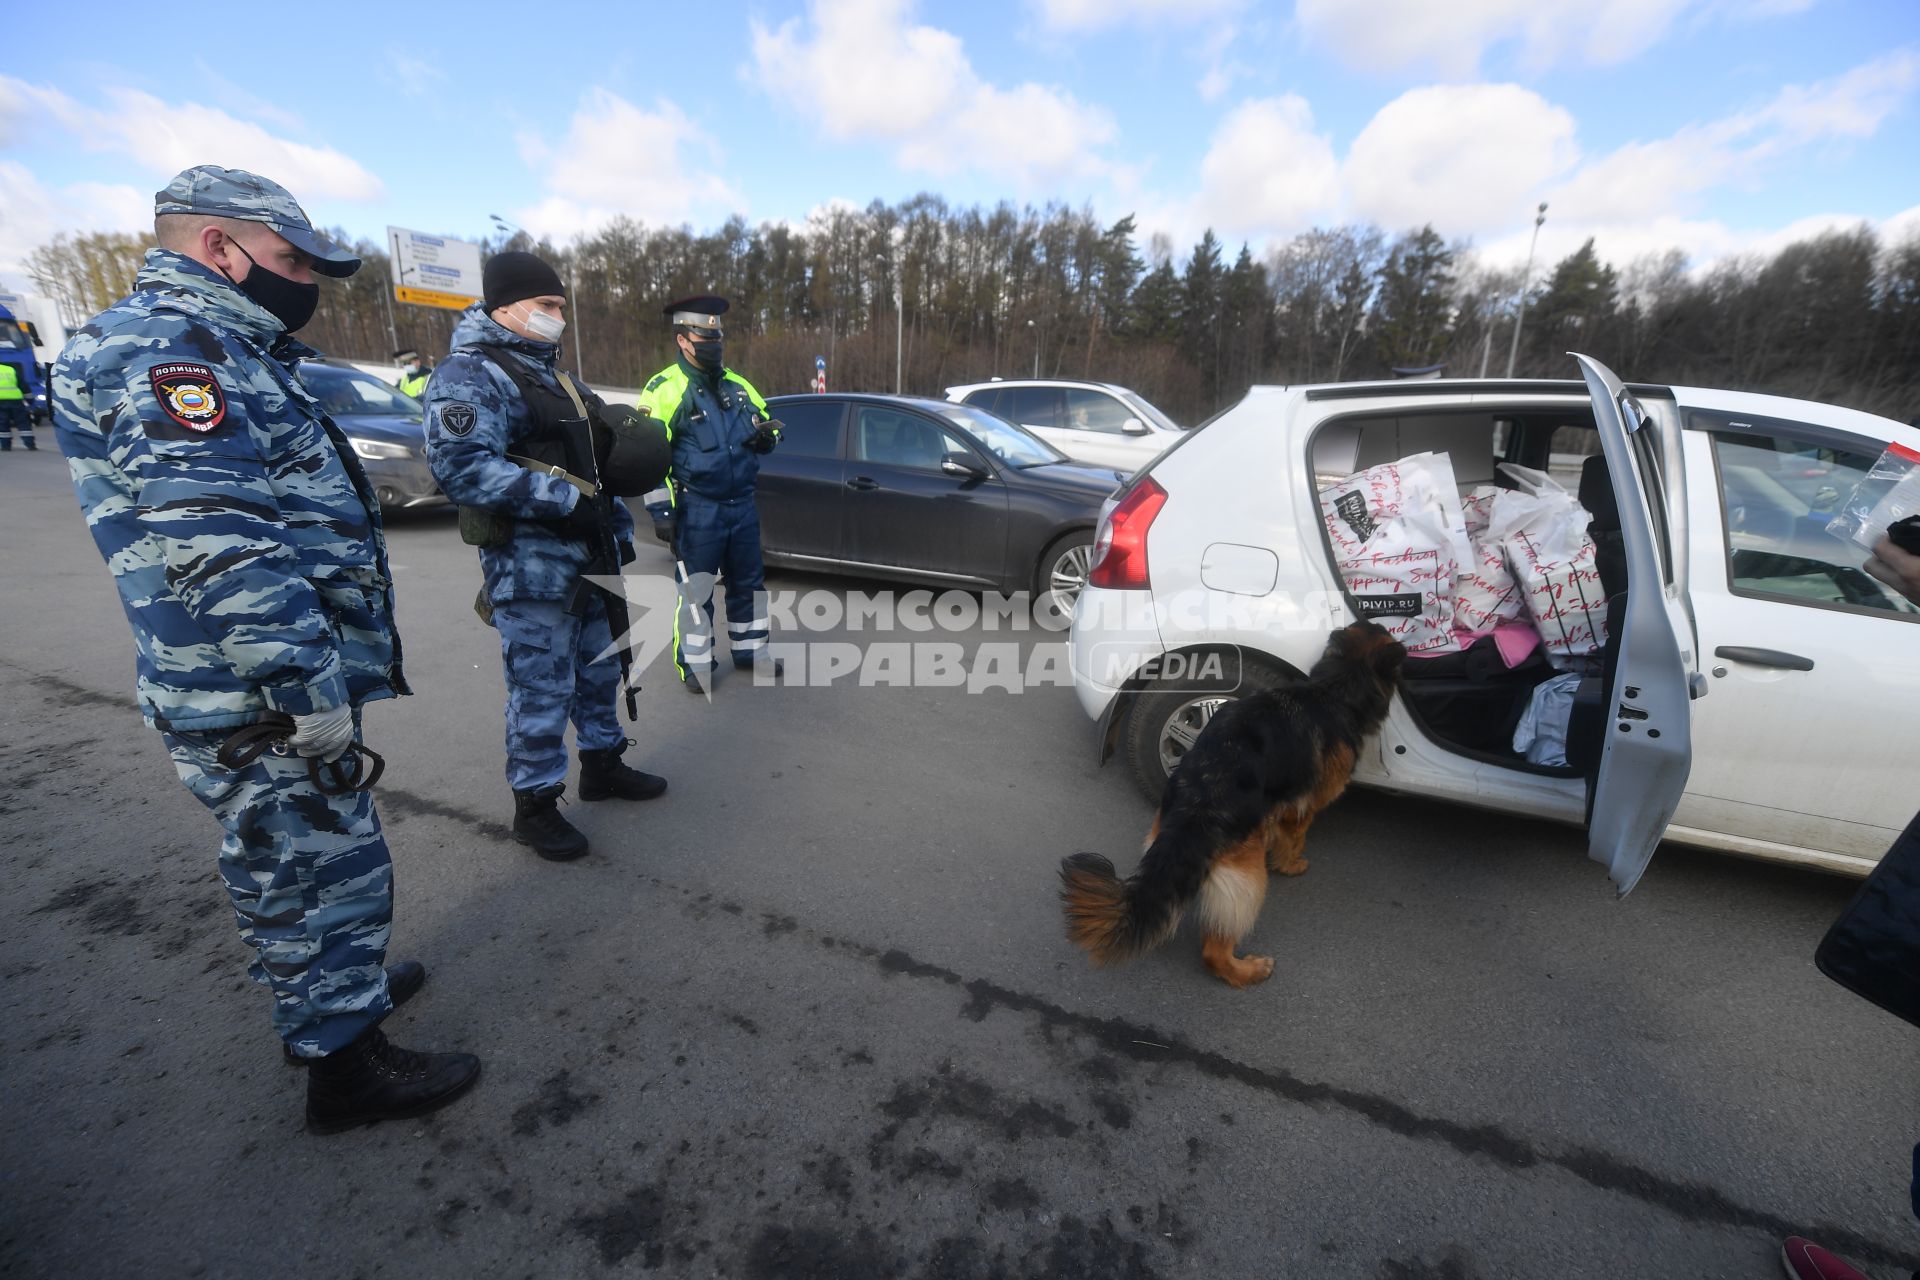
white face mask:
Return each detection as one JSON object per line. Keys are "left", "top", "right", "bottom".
{"left": 516, "top": 303, "right": 566, "bottom": 344}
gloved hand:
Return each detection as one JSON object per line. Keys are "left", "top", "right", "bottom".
{"left": 746, "top": 420, "right": 781, "bottom": 455}
{"left": 288, "top": 705, "right": 355, "bottom": 762}
{"left": 553, "top": 492, "right": 602, "bottom": 540}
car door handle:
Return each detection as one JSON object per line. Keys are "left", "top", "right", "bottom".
{"left": 846, "top": 476, "right": 879, "bottom": 491}
{"left": 1713, "top": 645, "right": 1814, "bottom": 672}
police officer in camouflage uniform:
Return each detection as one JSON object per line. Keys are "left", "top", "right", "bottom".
{"left": 424, "top": 251, "right": 667, "bottom": 862}
{"left": 51, "top": 165, "right": 480, "bottom": 1135}
{"left": 638, "top": 296, "right": 782, "bottom": 694}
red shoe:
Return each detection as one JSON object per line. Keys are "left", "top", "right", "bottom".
{"left": 1781, "top": 1237, "right": 1869, "bottom": 1280}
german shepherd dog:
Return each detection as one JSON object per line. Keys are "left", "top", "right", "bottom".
{"left": 1059, "top": 622, "right": 1406, "bottom": 988}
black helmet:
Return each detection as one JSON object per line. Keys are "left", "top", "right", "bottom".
{"left": 599, "top": 406, "right": 671, "bottom": 497}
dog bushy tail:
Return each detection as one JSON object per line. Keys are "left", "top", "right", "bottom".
{"left": 1059, "top": 827, "right": 1207, "bottom": 965}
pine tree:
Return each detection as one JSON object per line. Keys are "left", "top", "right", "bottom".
{"left": 1369, "top": 226, "right": 1455, "bottom": 373}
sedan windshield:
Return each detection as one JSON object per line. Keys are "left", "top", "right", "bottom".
{"left": 1122, "top": 391, "right": 1180, "bottom": 432}
{"left": 299, "top": 363, "right": 422, "bottom": 417}
{"left": 937, "top": 402, "right": 1066, "bottom": 467}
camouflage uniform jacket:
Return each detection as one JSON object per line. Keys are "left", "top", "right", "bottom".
{"left": 423, "top": 306, "right": 634, "bottom": 605}
{"left": 51, "top": 250, "right": 406, "bottom": 732}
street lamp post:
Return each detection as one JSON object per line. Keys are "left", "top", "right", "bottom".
{"left": 891, "top": 226, "right": 905, "bottom": 395}
{"left": 1505, "top": 202, "right": 1547, "bottom": 379}
{"left": 490, "top": 214, "right": 585, "bottom": 379}
{"left": 1027, "top": 318, "right": 1038, "bottom": 378}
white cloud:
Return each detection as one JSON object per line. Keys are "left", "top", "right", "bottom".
{"left": 1126, "top": 45, "right": 1914, "bottom": 280}
{"left": 0, "top": 161, "right": 147, "bottom": 288}
{"left": 1882, "top": 203, "right": 1920, "bottom": 251}
{"left": 0, "top": 74, "right": 382, "bottom": 203}
{"left": 1748, "top": 47, "right": 1919, "bottom": 148}
{"left": 1345, "top": 85, "right": 1579, "bottom": 233}
{"left": 1035, "top": 0, "right": 1245, "bottom": 29}
{"left": 99, "top": 89, "right": 384, "bottom": 201}
{"left": 1196, "top": 97, "right": 1342, "bottom": 236}
{"left": 1542, "top": 50, "right": 1918, "bottom": 228}
{"left": 1295, "top": 0, "right": 1814, "bottom": 77}
{"left": 1196, "top": 24, "right": 1245, "bottom": 102}
{"left": 751, "top": 0, "right": 1115, "bottom": 186}
{"left": 514, "top": 89, "right": 741, "bottom": 239}
{"left": 379, "top": 52, "right": 451, "bottom": 101}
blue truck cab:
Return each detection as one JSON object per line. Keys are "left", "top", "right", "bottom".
{"left": 0, "top": 304, "right": 50, "bottom": 422}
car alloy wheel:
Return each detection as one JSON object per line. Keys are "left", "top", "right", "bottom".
{"left": 1044, "top": 539, "right": 1093, "bottom": 612}
{"left": 1155, "top": 694, "right": 1234, "bottom": 778}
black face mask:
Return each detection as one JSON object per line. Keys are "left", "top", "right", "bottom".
{"left": 227, "top": 238, "right": 320, "bottom": 334}
{"left": 686, "top": 335, "right": 724, "bottom": 374}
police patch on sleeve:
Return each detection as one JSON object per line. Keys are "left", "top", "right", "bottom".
{"left": 439, "top": 404, "right": 476, "bottom": 437}
{"left": 149, "top": 363, "right": 227, "bottom": 433}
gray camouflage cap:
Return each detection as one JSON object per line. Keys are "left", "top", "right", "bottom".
{"left": 154, "top": 165, "right": 362, "bottom": 278}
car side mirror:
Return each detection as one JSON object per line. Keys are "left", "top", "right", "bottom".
{"left": 1121, "top": 417, "right": 1149, "bottom": 435}
{"left": 941, "top": 452, "right": 988, "bottom": 480}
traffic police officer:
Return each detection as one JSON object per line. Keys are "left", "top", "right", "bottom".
{"left": 424, "top": 251, "right": 667, "bottom": 861}
{"left": 50, "top": 165, "right": 480, "bottom": 1134}
{"left": 0, "top": 359, "right": 33, "bottom": 451}
{"left": 394, "top": 349, "right": 430, "bottom": 398}
{"left": 638, "top": 296, "right": 781, "bottom": 694}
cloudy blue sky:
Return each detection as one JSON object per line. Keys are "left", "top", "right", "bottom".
{"left": 3, "top": 0, "right": 1916, "bottom": 296}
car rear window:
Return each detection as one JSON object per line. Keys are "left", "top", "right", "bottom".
{"left": 963, "top": 387, "right": 1006, "bottom": 417}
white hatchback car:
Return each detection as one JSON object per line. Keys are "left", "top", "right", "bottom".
{"left": 1070, "top": 354, "right": 1920, "bottom": 888}
{"left": 945, "top": 379, "right": 1184, "bottom": 472}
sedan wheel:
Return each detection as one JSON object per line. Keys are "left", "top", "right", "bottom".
{"left": 1037, "top": 535, "right": 1093, "bottom": 614}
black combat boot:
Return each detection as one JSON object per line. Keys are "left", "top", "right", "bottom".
{"left": 305, "top": 1025, "right": 481, "bottom": 1135}
{"left": 578, "top": 741, "right": 667, "bottom": 802}
{"left": 284, "top": 961, "right": 428, "bottom": 1065}
{"left": 512, "top": 784, "right": 589, "bottom": 860}
{"left": 682, "top": 668, "right": 706, "bottom": 695}
{"left": 732, "top": 655, "right": 785, "bottom": 680}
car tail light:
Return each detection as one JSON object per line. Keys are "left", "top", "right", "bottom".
{"left": 1088, "top": 476, "right": 1167, "bottom": 591}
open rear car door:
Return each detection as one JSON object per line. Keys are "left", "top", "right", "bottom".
{"left": 1574, "top": 353, "right": 1698, "bottom": 895}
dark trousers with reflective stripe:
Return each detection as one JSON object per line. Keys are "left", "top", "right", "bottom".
{"left": 673, "top": 492, "right": 769, "bottom": 674}
{"left": 0, "top": 400, "right": 31, "bottom": 449}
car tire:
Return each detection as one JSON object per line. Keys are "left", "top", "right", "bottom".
{"left": 1033, "top": 530, "right": 1094, "bottom": 617}
{"left": 1123, "top": 657, "right": 1293, "bottom": 804}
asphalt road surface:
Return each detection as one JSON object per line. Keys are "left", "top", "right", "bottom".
{"left": 1, "top": 442, "right": 1915, "bottom": 1279}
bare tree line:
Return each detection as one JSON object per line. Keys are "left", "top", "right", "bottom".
{"left": 26, "top": 198, "right": 1920, "bottom": 423}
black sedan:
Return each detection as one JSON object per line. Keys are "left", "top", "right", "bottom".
{"left": 648, "top": 394, "right": 1124, "bottom": 607}
{"left": 296, "top": 360, "right": 444, "bottom": 511}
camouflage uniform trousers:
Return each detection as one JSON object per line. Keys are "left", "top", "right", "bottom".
{"left": 494, "top": 593, "right": 626, "bottom": 791}
{"left": 162, "top": 725, "right": 395, "bottom": 1059}
{"left": 0, "top": 399, "right": 32, "bottom": 450}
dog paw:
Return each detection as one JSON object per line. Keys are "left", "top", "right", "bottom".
{"left": 1273, "top": 858, "right": 1310, "bottom": 876}
{"left": 1219, "top": 955, "right": 1275, "bottom": 988}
